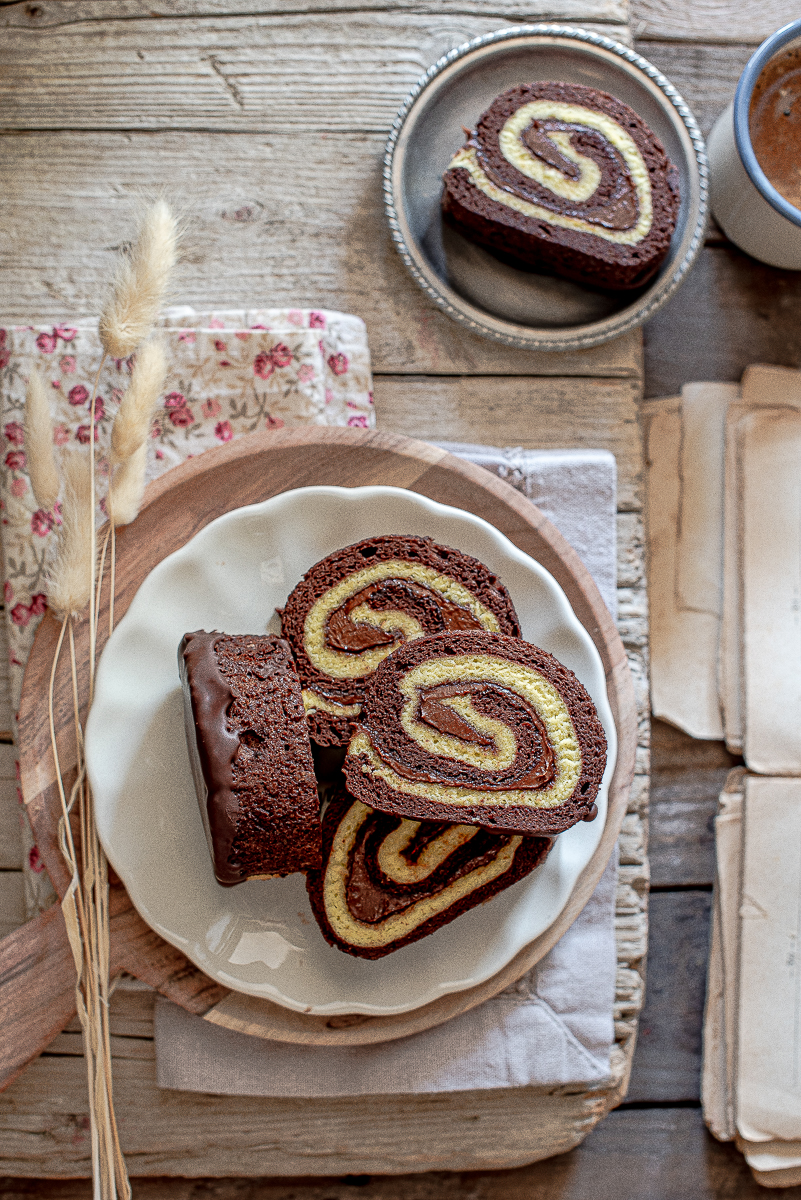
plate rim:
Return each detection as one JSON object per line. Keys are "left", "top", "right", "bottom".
{"left": 383, "top": 22, "right": 708, "bottom": 351}
{"left": 87, "top": 482, "right": 616, "bottom": 1017}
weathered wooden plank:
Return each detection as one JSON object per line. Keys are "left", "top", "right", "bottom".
{"left": 0, "top": 12, "right": 629, "bottom": 133}
{"left": 0, "top": 1050, "right": 610, "bottom": 1177}
{"left": 0, "top": 744, "right": 21, "bottom": 871}
{"left": 0, "top": 872, "right": 24, "bottom": 940}
{"left": 644, "top": 246, "right": 801, "bottom": 399}
{"left": 0, "top": 132, "right": 642, "bottom": 380}
{"left": 648, "top": 719, "right": 741, "bottom": 888}
{"left": 637, "top": 41, "right": 752, "bottom": 136}
{"left": 625, "top": 890, "right": 711, "bottom": 1102}
{"left": 375, "top": 376, "right": 643, "bottom": 510}
{"left": 632, "top": 0, "right": 795, "bottom": 43}
{"left": 0, "top": 1108, "right": 773, "bottom": 1197}
{"left": 0, "top": 0, "right": 630, "bottom": 28}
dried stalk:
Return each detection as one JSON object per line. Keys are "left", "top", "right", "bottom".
{"left": 42, "top": 199, "right": 178, "bottom": 1199}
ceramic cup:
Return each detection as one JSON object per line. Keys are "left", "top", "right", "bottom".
{"left": 708, "top": 20, "right": 801, "bottom": 268}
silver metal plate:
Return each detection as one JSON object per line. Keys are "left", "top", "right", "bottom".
{"left": 384, "top": 25, "right": 708, "bottom": 351}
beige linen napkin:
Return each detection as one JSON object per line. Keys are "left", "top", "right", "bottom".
{"left": 0, "top": 307, "right": 373, "bottom": 915}
{"left": 154, "top": 446, "right": 620, "bottom": 1098}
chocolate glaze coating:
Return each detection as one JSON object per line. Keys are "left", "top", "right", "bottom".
{"left": 442, "top": 81, "right": 680, "bottom": 291}
{"left": 344, "top": 630, "right": 607, "bottom": 835}
{"left": 306, "top": 787, "right": 551, "bottom": 958}
{"left": 179, "top": 631, "right": 321, "bottom": 885}
{"left": 280, "top": 535, "right": 522, "bottom": 747}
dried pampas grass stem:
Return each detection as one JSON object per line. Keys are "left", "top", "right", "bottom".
{"left": 39, "top": 197, "right": 178, "bottom": 1198}
{"left": 99, "top": 200, "right": 178, "bottom": 360}
{"left": 47, "top": 452, "right": 93, "bottom": 619}
{"left": 110, "top": 338, "right": 165, "bottom": 464}
{"left": 25, "top": 370, "right": 60, "bottom": 512}
{"left": 109, "top": 441, "right": 148, "bottom": 528}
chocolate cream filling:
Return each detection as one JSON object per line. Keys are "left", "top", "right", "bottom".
{"left": 345, "top": 809, "right": 514, "bottom": 924}
{"left": 366, "top": 681, "right": 557, "bottom": 790}
{"left": 325, "top": 577, "right": 486, "bottom": 653}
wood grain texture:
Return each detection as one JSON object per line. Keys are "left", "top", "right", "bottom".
{"left": 0, "top": 0, "right": 630, "bottom": 27}
{"left": 626, "top": 890, "right": 712, "bottom": 1103}
{"left": 636, "top": 40, "right": 753, "bottom": 136}
{"left": 0, "top": 131, "right": 642, "bottom": 379}
{"left": 644, "top": 246, "right": 801, "bottom": 399}
{"left": 376, "top": 377, "right": 643, "bottom": 510}
{"left": 0, "top": 1046, "right": 610, "bottom": 1177}
{"left": 648, "top": 711, "right": 742, "bottom": 888}
{"left": 0, "top": 873, "right": 24, "bottom": 940}
{"left": 0, "top": 1087, "right": 769, "bottom": 1193}
{"left": 15, "top": 430, "right": 636, "bottom": 1054}
{"left": 632, "top": 0, "right": 796, "bottom": 42}
{"left": 0, "top": 744, "right": 21, "bottom": 870}
{"left": 0, "top": 10, "right": 630, "bottom": 133}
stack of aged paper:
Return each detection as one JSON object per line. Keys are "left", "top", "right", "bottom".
{"left": 644, "top": 365, "right": 801, "bottom": 762}
{"left": 645, "top": 366, "right": 801, "bottom": 1185}
{"left": 704, "top": 771, "right": 801, "bottom": 1188}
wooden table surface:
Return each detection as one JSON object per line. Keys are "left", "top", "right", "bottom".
{"left": 1, "top": 0, "right": 800, "bottom": 1194}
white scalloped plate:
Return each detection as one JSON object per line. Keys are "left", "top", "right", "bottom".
{"left": 86, "top": 486, "right": 616, "bottom": 1016}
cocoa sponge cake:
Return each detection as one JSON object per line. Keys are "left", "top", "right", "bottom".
{"left": 179, "top": 631, "right": 321, "bottom": 886}
{"left": 344, "top": 630, "right": 606, "bottom": 835}
{"left": 306, "top": 785, "right": 551, "bottom": 958}
{"left": 280, "top": 535, "right": 521, "bottom": 747}
{"left": 442, "top": 81, "right": 680, "bottom": 290}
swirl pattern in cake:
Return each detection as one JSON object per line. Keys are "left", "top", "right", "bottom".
{"left": 344, "top": 630, "right": 606, "bottom": 834}
{"left": 306, "top": 787, "right": 551, "bottom": 957}
{"left": 280, "top": 535, "right": 521, "bottom": 746}
{"left": 441, "top": 81, "right": 680, "bottom": 290}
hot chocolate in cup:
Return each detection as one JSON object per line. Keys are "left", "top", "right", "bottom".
{"left": 708, "top": 20, "right": 801, "bottom": 269}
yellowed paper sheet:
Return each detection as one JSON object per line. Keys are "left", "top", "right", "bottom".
{"left": 738, "top": 775, "right": 801, "bottom": 1143}
{"left": 702, "top": 769, "right": 745, "bottom": 1142}
{"left": 741, "top": 408, "right": 801, "bottom": 774}
{"left": 720, "top": 401, "right": 746, "bottom": 753}
{"left": 645, "top": 393, "right": 726, "bottom": 739}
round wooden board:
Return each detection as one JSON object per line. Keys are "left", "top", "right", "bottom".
{"left": 19, "top": 428, "right": 636, "bottom": 1046}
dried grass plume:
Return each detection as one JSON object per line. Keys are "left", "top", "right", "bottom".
{"left": 47, "top": 452, "right": 93, "bottom": 618}
{"left": 108, "top": 442, "right": 148, "bottom": 528}
{"left": 99, "top": 200, "right": 178, "bottom": 359}
{"left": 24, "top": 370, "right": 60, "bottom": 511}
{"left": 110, "top": 337, "right": 166, "bottom": 464}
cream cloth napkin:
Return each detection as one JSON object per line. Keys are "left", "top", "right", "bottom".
{"left": 154, "top": 446, "right": 619, "bottom": 1098}
{"left": 0, "top": 307, "right": 373, "bottom": 915}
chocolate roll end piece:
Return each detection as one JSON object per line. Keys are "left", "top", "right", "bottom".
{"left": 179, "top": 631, "right": 322, "bottom": 886}
{"left": 442, "top": 80, "right": 680, "bottom": 291}
{"left": 344, "top": 630, "right": 607, "bottom": 836}
{"left": 281, "top": 534, "right": 522, "bottom": 747}
{"left": 306, "top": 788, "right": 551, "bottom": 958}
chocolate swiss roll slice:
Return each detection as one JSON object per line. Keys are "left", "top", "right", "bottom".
{"left": 442, "top": 81, "right": 680, "bottom": 290}
{"left": 344, "top": 630, "right": 606, "bottom": 835}
{"left": 306, "top": 786, "right": 551, "bottom": 958}
{"left": 279, "top": 535, "right": 521, "bottom": 747}
{"left": 179, "top": 631, "right": 322, "bottom": 886}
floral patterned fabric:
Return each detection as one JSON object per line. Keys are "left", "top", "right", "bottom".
{"left": 0, "top": 307, "right": 374, "bottom": 915}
